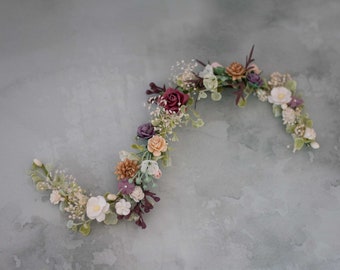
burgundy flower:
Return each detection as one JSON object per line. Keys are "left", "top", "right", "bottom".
{"left": 288, "top": 96, "right": 304, "bottom": 109}
{"left": 246, "top": 72, "right": 263, "bottom": 87}
{"left": 117, "top": 179, "right": 135, "bottom": 194}
{"left": 137, "top": 123, "right": 155, "bottom": 139}
{"left": 160, "top": 88, "right": 189, "bottom": 113}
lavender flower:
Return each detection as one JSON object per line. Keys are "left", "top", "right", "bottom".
{"left": 288, "top": 96, "right": 304, "bottom": 108}
{"left": 137, "top": 123, "right": 155, "bottom": 139}
{"left": 118, "top": 179, "right": 135, "bottom": 194}
{"left": 246, "top": 72, "right": 263, "bottom": 87}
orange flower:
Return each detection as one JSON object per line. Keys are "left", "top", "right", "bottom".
{"left": 147, "top": 135, "right": 167, "bottom": 157}
{"left": 226, "top": 62, "right": 246, "bottom": 81}
{"left": 115, "top": 159, "right": 139, "bottom": 180}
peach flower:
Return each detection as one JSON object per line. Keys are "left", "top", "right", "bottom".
{"left": 147, "top": 135, "right": 167, "bottom": 157}
{"left": 226, "top": 62, "right": 246, "bottom": 81}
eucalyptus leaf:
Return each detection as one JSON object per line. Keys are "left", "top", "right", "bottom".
{"left": 31, "top": 174, "right": 43, "bottom": 184}
{"left": 284, "top": 80, "right": 297, "bottom": 93}
{"left": 131, "top": 144, "right": 145, "bottom": 151}
{"left": 211, "top": 91, "right": 222, "bottom": 101}
{"left": 272, "top": 105, "right": 282, "bottom": 117}
{"left": 104, "top": 212, "right": 118, "bottom": 225}
{"left": 237, "top": 98, "right": 247, "bottom": 108}
{"left": 305, "top": 119, "right": 313, "bottom": 128}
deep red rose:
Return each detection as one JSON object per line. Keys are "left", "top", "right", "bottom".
{"left": 160, "top": 88, "right": 189, "bottom": 113}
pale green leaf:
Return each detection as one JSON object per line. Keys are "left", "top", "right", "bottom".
{"left": 104, "top": 212, "right": 118, "bottom": 225}
{"left": 293, "top": 137, "right": 305, "bottom": 152}
{"left": 79, "top": 223, "right": 91, "bottom": 236}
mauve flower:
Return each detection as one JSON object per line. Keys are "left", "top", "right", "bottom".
{"left": 137, "top": 123, "right": 155, "bottom": 139}
{"left": 160, "top": 88, "right": 189, "bottom": 113}
{"left": 118, "top": 179, "right": 135, "bottom": 194}
{"left": 246, "top": 73, "right": 263, "bottom": 87}
{"left": 288, "top": 96, "right": 304, "bottom": 109}
{"left": 211, "top": 62, "right": 223, "bottom": 68}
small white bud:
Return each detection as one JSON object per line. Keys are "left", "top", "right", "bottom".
{"left": 33, "top": 159, "right": 42, "bottom": 167}
{"left": 107, "top": 194, "right": 117, "bottom": 201}
{"left": 311, "top": 141, "right": 320, "bottom": 149}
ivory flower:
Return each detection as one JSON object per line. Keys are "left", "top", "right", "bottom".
{"left": 86, "top": 196, "right": 110, "bottom": 222}
{"left": 282, "top": 107, "right": 296, "bottom": 125}
{"left": 50, "top": 190, "right": 62, "bottom": 205}
{"left": 203, "top": 74, "right": 218, "bottom": 91}
{"left": 130, "top": 186, "right": 145, "bottom": 202}
{"left": 268, "top": 87, "right": 292, "bottom": 105}
{"left": 115, "top": 199, "right": 131, "bottom": 216}
{"left": 141, "top": 160, "right": 159, "bottom": 175}
{"left": 303, "top": 127, "right": 316, "bottom": 140}
{"left": 147, "top": 135, "right": 167, "bottom": 157}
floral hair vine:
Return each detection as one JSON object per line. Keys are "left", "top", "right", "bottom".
{"left": 29, "top": 46, "right": 319, "bottom": 235}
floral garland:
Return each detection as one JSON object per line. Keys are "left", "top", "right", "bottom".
{"left": 29, "top": 46, "right": 319, "bottom": 236}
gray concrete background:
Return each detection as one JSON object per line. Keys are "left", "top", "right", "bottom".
{"left": 1, "top": 0, "right": 340, "bottom": 269}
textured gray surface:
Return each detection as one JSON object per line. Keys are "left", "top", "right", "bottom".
{"left": 1, "top": 0, "right": 340, "bottom": 269}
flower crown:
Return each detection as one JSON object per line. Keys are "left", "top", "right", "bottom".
{"left": 29, "top": 46, "right": 319, "bottom": 235}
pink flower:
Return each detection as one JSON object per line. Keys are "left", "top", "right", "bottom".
{"left": 211, "top": 62, "right": 223, "bottom": 68}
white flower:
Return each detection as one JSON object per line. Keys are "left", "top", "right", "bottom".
{"left": 115, "top": 199, "right": 131, "bottom": 216}
{"left": 130, "top": 186, "right": 145, "bottom": 202}
{"left": 107, "top": 193, "right": 117, "bottom": 201}
{"left": 203, "top": 74, "right": 218, "bottom": 91}
{"left": 199, "top": 64, "right": 214, "bottom": 78}
{"left": 268, "top": 87, "right": 292, "bottom": 105}
{"left": 141, "top": 160, "right": 160, "bottom": 175}
{"left": 50, "top": 190, "right": 62, "bottom": 205}
{"left": 282, "top": 107, "right": 296, "bottom": 125}
{"left": 303, "top": 127, "right": 316, "bottom": 140}
{"left": 119, "top": 151, "right": 138, "bottom": 161}
{"left": 86, "top": 196, "right": 110, "bottom": 222}
{"left": 33, "top": 159, "right": 42, "bottom": 167}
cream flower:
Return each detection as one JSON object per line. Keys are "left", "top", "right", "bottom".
{"left": 130, "top": 186, "right": 145, "bottom": 202}
{"left": 198, "top": 64, "right": 214, "bottom": 78}
{"left": 303, "top": 127, "right": 316, "bottom": 140}
{"left": 268, "top": 87, "right": 292, "bottom": 105}
{"left": 282, "top": 107, "right": 296, "bottom": 125}
{"left": 50, "top": 190, "right": 62, "bottom": 205}
{"left": 311, "top": 141, "right": 320, "bottom": 149}
{"left": 256, "top": 89, "right": 268, "bottom": 102}
{"left": 203, "top": 74, "right": 218, "bottom": 91}
{"left": 86, "top": 196, "right": 110, "bottom": 222}
{"left": 115, "top": 199, "right": 131, "bottom": 216}
{"left": 147, "top": 135, "right": 167, "bottom": 157}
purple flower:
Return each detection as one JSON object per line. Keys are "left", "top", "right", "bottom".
{"left": 118, "top": 179, "right": 135, "bottom": 194}
{"left": 288, "top": 96, "right": 304, "bottom": 108}
{"left": 137, "top": 123, "right": 155, "bottom": 139}
{"left": 246, "top": 73, "right": 263, "bottom": 87}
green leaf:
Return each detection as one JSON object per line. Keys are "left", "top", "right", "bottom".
{"left": 305, "top": 119, "right": 313, "bottom": 128}
{"left": 284, "top": 80, "right": 297, "bottom": 93}
{"left": 79, "top": 223, "right": 91, "bottom": 236}
{"left": 104, "top": 212, "right": 118, "bottom": 225}
{"left": 213, "top": 67, "right": 226, "bottom": 76}
{"left": 131, "top": 144, "right": 145, "bottom": 151}
{"left": 237, "top": 98, "right": 247, "bottom": 108}
{"left": 286, "top": 124, "right": 296, "bottom": 134}
{"left": 272, "top": 105, "right": 282, "bottom": 117}
{"left": 293, "top": 137, "right": 305, "bottom": 152}
{"left": 31, "top": 174, "right": 43, "bottom": 184}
